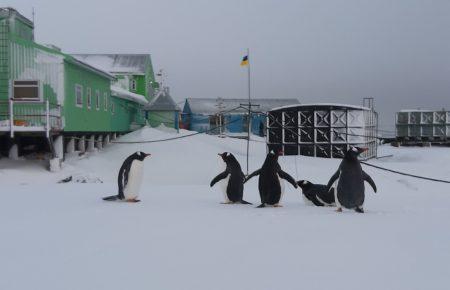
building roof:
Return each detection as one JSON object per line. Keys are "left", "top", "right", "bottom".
{"left": 0, "top": 7, "right": 34, "bottom": 27}
{"left": 184, "top": 98, "right": 300, "bottom": 115}
{"left": 145, "top": 88, "right": 180, "bottom": 111}
{"left": 65, "top": 56, "right": 116, "bottom": 80}
{"left": 72, "top": 54, "right": 150, "bottom": 75}
{"left": 111, "top": 86, "right": 148, "bottom": 105}
{"left": 271, "top": 103, "right": 373, "bottom": 112}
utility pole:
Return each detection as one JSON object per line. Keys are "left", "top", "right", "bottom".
{"left": 246, "top": 48, "right": 251, "bottom": 175}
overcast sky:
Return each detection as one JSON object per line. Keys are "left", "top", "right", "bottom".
{"left": 5, "top": 0, "right": 450, "bottom": 129}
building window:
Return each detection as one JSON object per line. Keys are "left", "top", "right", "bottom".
{"left": 131, "top": 79, "right": 136, "bottom": 91}
{"left": 111, "top": 102, "right": 115, "bottom": 114}
{"left": 13, "top": 80, "right": 39, "bottom": 100}
{"left": 87, "top": 88, "right": 92, "bottom": 109}
{"left": 104, "top": 93, "right": 108, "bottom": 111}
{"left": 95, "top": 90, "right": 100, "bottom": 110}
{"left": 75, "top": 84, "right": 83, "bottom": 107}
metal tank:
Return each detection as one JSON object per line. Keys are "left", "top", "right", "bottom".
{"left": 266, "top": 104, "right": 378, "bottom": 160}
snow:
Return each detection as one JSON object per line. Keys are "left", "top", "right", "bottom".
{"left": 72, "top": 54, "right": 147, "bottom": 74}
{"left": 111, "top": 85, "right": 148, "bottom": 105}
{"left": 1, "top": 127, "right": 450, "bottom": 290}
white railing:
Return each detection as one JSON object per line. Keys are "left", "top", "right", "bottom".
{"left": 0, "top": 99, "right": 62, "bottom": 137}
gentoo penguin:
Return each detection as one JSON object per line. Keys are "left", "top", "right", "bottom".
{"left": 297, "top": 180, "right": 335, "bottom": 207}
{"left": 326, "top": 147, "right": 377, "bottom": 213}
{"left": 103, "top": 151, "right": 151, "bottom": 202}
{"left": 210, "top": 152, "right": 252, "bottom": 204}
{"left": 245, "top": 150, "right": 297, "bottom": 208}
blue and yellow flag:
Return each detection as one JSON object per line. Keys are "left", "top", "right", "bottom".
{"left": 240, "top": 55, "right": 249, "bottom": 66}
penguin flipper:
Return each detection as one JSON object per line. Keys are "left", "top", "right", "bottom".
{"left": 278, "top": 170, "right": 298, "bottom": 188}
{"left": 310, "top": 196, "right": 325, "bottom": 206}
{"left": 103, "top": 195, "right": 120, "bottom": 201}
{"left": 240, "top": 200, "right": 253, "bottom": 205}
{"left": 210, "top": 171, "right": 229, "bottom": 187}
{"left": 244, "top": 169, "right": 261, "bottom": 183}
{"left": 362, "top": 171, "right": 377, "bottom": 193}
{"left": 117, "top": 157, "right": 133, "bottom": 199}
{"left": 326, "top": 170, "right": 340, "bottom": 192}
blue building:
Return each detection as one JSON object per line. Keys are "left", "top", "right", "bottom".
{"left": 182, "top": 98, "right": 300, "bottom": 136}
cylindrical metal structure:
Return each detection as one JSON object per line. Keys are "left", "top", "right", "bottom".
{"left": 267, "top": 104, "right": 378, "bottom": 160}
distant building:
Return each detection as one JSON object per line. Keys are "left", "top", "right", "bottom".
{"left": 73, "top": 54, "right": 180, "bottom": 129}
{"left": 145, "top": 87, "right": 180, "bottom": 130}
{"left": 182, "top": 98, "right": 300, "bottom": 136}
{"left": 396, "top": 109, "right": 450, "bottom": 144}
{"left": 72, "top": 54, "right": 157, "bottom": 100}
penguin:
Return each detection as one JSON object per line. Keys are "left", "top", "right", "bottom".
{"left": 245, "top": 150, "right": 297, "bottom": 208}
{"left": 103, "top": 151, "right": 151, "bottom": 202}
{"left": 210, "top": 152, "right": 252, "bottom": 204}
{"left": 325, "top": 146, "right": 377, "bottom": 213}
{"left": 297, "top": 180, "right": 335, "bottom": 207}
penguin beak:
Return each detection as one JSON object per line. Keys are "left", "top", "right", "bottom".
{"left": 144, "top": 153, "right": 151, "bottom": 158}
{"left": 358, "top": 148, "right": 368, "bottom": 154}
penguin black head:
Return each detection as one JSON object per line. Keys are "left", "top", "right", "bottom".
{"left": 345, "top": 146, "right": 368, "bottom": 160}
{"left": 264, "top": 149, "right": 282, "bottom": 166}
{"left": 134, "top": 151, "right": 151, "bottom": 161}
{"left": 297, "top": 180, "right": 312, "bottom": 189}
{"left": 218, "top": 152, "right": 237, "bottom": 163}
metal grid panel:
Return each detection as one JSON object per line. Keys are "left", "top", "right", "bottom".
{"left": 396, "top": 110, "right": 450, "bottom": 141}
{"left": 267, "top": 105, "right": 378, "bottom": 159}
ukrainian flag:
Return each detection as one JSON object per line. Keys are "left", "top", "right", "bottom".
{"left": 240, "top": 55, "right": 249, "bottom": 66}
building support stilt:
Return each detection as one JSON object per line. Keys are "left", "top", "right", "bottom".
{"left": 87, "top": 135, "right": 95, "bottom": 152}
{"left": 8, "top": 143, "right": 19, "bottom": 160}
{"left": 96, "top": 135, "right": 103, "bottom": 150}
{"left": 78, "top": 136, "right": 86, "bottom": 152}
{"left": 66, "top": 137, "right": 75, "bottom": 154}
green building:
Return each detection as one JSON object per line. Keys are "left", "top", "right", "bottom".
{"left": 74, "top": 54, "right": 180, "bottom": 130}
{"left": 0, "top": 8, "right": 149, "bottom": 169}
{"left": 145, "top": 87, "right": 180, "bottom": 131}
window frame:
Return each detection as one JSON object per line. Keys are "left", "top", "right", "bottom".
{"left": 13, "top": 80, "right": 40, "bottom": 101}
{"left": 111, "top": 101, "right": 115, "bottom": 115}
{"left": 86, "top": 87, "right": 92, "bottom": 109}
{"left": 130, "top": 79, "right": 137, "bottom": 91}
{"left": 95, "top": 90, "right": 100, "bottom": 110}
{"left": 75, "top": 84, "right": 83, "bottom": 108}
{"left": 103, "top": 92, "right": 108, "bottom": 111}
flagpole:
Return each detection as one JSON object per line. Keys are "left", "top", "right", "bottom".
{"left": 246, "top": 48, "right": 251, "bottom": 176}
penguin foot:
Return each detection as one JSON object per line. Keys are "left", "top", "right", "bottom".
{"left": 336, "top": 207, "right": 343, "bottom": 212}
{"left": 273, "top": 204, "right": 283, "bottom": 207}
{"left": 220, "top": 201, "right": 234, "bottom": 204}
{"left": 256, "top": 204, "right": 266, "bottom": 208}
{"left": 355, "top": 207, "right": 364, "bottom": 213}
{"left": 125, "top": 199, "right": 141, "bottom": 203}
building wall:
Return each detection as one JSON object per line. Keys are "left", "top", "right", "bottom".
{"left": 148, "top": 110, "right": 179, "bottom": 129}
{"left": 63, "top": 61, "right": 112, "bottom": 132}
{"left": 0, "top": 17, "right": 10, "bottom": 102}
{"left": 111, "top": 97, "right": 146, "bottom": 132}
{"left": 133, "top": 74, "right": 146, "bottom": 98}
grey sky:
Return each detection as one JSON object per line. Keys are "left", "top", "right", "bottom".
{"left": 5, "top": 0, "right": 450, "bottom": 130}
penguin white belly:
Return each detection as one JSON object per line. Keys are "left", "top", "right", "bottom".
{"left": 334, "top": 171, "right": 341, "bottom": 208}
{"left": 123, "top": 160, "right": 144, "bottom": 200}
{"left": 219, "top": 174, "right": 231, "bottom": 202}
{"left": 278, "top": 174, "right": 285, "bottom": 203}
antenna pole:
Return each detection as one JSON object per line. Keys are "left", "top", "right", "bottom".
{"left": 246, "top": 48, "right": 251, "bottom": 175}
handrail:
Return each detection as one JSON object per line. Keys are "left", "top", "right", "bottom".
{"left": 1, "top": 99, "right": 62, "bottom": 137}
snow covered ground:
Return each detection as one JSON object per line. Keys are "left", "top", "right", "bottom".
{"left": 1, "top": 127, "right": 450, "bottom": 290}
